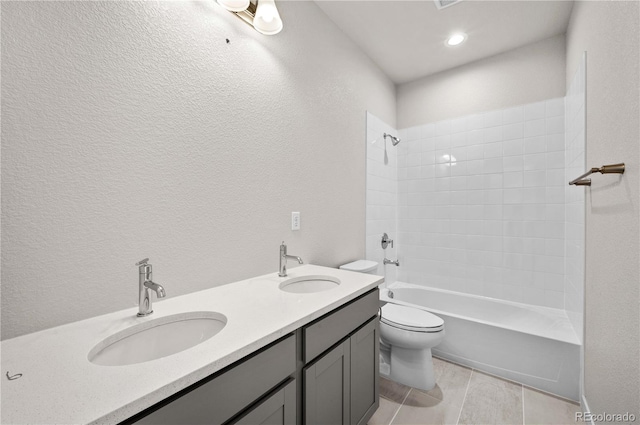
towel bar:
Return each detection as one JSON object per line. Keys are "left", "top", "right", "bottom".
{"left": 569, "top": 163, "right": 625, "bottom": 186}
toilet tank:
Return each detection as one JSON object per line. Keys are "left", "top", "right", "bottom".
{"left": 339, "top": 260, "right": 378, "bottom": 274}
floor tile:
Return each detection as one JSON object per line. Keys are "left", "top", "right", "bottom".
{"left": 368, "top": 397, "right": 402, "bottom": 425}
{"left": 380, "top": 377, "right": 412, "bottom": 404}
{"left": 458, "top": 370, "right": 523, "bottom": 425}
{"left": 420, "top": 357, "right": 473, "bottom": 403}
{"left": 391, "top": 388, "right": 462, "bottom": 425}
{"left": 523, "top": 387, "right": 580, "bottom": 425}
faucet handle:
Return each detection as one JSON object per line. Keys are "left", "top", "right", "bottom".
{"left": 381, "top": 233, "right": 394, "bottom": 249}
{"left": 136, "top": 258, "right": 149, "bottom": 267}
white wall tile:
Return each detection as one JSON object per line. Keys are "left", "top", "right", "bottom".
{"left": 546, "top": 151, "right": 564, "bottom": 169}
{"left": 545, "top": 97, "right": 564, "bottom": 117}
{"left": 524, "top": 136, "right": 546, "bottom": 154}
{"left": 485, "top": 126, "right": 503, "bottom": 143}
{"left": 524, "top": 170, "right": 546, "bottom": 187}
{"left": 484, "top": 110, "right": 503, "bottom": 128}
{"left": 451, "top": 132, "right": 467, "bottom": 147}
{"left": 524, "top": 153, "right": 546, "bottom": 171}
{"left": 435, "top": 135, "right": 451, "bottom": 150}
{"left": 564, "top": 56, "right": 585, "bottom": 341}
{"left": 524, "top": 101, "right": 546, "bottom": 121}
{"left": 524, "top": 118, "right": 546, "bottom": 137}
{"left": 467, "top": 144, "right": 484, "bottom": 160}
{"left": 546, "top": 115, "right": 565, "bottom": 135}
{"left": 503, "top": 106, "right": 524, "bottom": 124}
{"left": 436, "top": 120, "right": 452, "bottom": 136}
{"left": 504, "top": 156, "right": 524, "bottom": 172}
{"left": 503, "top": 123, "right": 524, "bottom": 140}
{"left": 546, "top": 133, "right": 565, "bottom": 152}
{"left": 483, "top": 158, "right": 503, "bottom": 174}
{"left": 420, "top": 123, "right": 435, "bottom": 139}
{"left": 503, "top": 171, "right": 523, "bottom": 188}
{"left": 380, "top": 95, "right": 578, "bottom": 310}
{"left": 467, "top": 114, "right": 484, "bottom": 130}
{"left": 407, "top": 125, "right": 421, "bottom": 141}
{"left": 467, "top": 129, "right": 485, "bottom": 145}
{"left": 484, "top": 142, "right": 503, "bottom": 158}
{"left": 503, "top": 139, "right": 524, "bottom": 156}
{"left": 450, "top": 161, "right": 467, "bottom": 177}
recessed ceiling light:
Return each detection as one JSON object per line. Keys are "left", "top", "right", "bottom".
{"left": 446, "top": 33, "right": 467, "bottom": 47}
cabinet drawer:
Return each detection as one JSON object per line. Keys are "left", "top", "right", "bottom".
{"left": 303, "top": 289, "right": 378, "bottom": 363}
{"left": 134, "top": 334, "right": 296, "bottom": 425}
{"left": 231, "top": 378, "right": 296, "bottom": 425}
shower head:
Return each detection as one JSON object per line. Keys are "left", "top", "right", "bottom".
{"left": 384, "top": 133, "right": 401, "bottom": 146}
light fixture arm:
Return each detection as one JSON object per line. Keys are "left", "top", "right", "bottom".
{"left": 221, "top": 0, "right": 283, "bottom": 36}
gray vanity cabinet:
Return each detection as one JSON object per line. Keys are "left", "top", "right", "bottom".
{"left": 129, "top": 334, "right": 297, "bottom": 425}
{"left": 349, "top": 318, "right": 380, "bottom": 425}
{"left": 303, "top": 290, "right": 380, "bottom": 425}
{"left": 233, "top": 379, "right": 296, "bottom": 425}
{"left": 304, "top": 339, "right": 351, "bottom": 424}
{"left": 126, "top": 288, "right": 379, "bottom": 425}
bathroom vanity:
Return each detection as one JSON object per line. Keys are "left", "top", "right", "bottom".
{"left": 0, "top": 265, "right": 382, "bottom": 425}
{"left": 128, "top": 289, "right": 379, "bottom": 425}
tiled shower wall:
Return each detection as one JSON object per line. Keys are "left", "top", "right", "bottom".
{"left": 565, "top": 54, "right": 586, "bottom": 342}
{"left": 396, "top": 99, "right": 567, "bottom": 308}
{"left": 366, "top": 112, "right": 397, "bottom": 283}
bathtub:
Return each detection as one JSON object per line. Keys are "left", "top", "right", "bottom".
{"left": 380, "top": 283, "right": 581, "bottom": 401}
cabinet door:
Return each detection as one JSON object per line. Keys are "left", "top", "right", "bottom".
{"left": 304, "top": 340, "right": 350, "bottom": 425}
{"left": 350, "top": 318, "right": 380, "bottom": 425}
{"left": 131, "top": 335, "right": 295, "bottom": 425}
{"left": 232, "top": 379, "right": 296, "bottom": 425}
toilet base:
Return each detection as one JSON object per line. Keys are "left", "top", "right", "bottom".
{"left": 387, "top": 346, "right": 436, "bottom": 391}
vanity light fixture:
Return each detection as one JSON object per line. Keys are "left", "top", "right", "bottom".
{"left": 446, "top": 32, "right": 467, "bottom": 47}
{"left": 253, "top": 0, "right": 283, "bottom": 35}
{"left": 218, "top": 0, "right": 250, "bottom": 12}
{"left": 221, "top": 0, "right": 283, "bottom": 36}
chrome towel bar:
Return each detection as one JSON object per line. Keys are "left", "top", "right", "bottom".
{"left": 569, "top": 163, "right": 625, "bottom": 186}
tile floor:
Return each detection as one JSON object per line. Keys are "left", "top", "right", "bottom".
{"left": 369, "top": 357, "right": 581, "bottom": 425}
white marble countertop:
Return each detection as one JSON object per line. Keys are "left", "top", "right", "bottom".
{"left": 1, "top": 265, "right": 383, "bottom": 425}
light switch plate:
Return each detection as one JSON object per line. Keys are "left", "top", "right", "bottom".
{"left": 291, "top": 212, "right": 300, "bottom": 230}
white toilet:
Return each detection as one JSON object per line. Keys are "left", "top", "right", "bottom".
{"left": 340, "top": 260, "right": 445, "bottom": 391}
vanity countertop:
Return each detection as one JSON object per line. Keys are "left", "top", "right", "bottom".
{"left": 1, "top": 264, "right": 383, "bottom": 425}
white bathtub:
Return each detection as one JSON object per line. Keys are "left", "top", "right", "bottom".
{"left": 380, "top": 283, "right": 581, "bottom": 401}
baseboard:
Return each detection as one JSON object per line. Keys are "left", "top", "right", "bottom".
{"left": 581, "top": 395, "right": 594, "bottom": 425}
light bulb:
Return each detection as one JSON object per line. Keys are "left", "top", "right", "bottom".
{"left": 253, "top": 0, "right": 283, "bottom": 35}
{"left": 217, "top": 0, "right": 250, "bottom": 12}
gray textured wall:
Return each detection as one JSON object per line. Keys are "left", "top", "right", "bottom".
{"left": 396, "top": 34, "right": 566, "bottom": 128}
{"left": 566, "top": 0, "right": 640, "bottom": 417}
{"left": 1, "top": 1, "right": 396, "bottom": 339}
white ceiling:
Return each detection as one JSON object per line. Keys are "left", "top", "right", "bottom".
{"left": 314, "top": 0, "right": 574, "bottom": 84}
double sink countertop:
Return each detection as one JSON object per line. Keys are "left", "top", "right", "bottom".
{"left": 1, "top": 265, "right": 383, "bottom": 425}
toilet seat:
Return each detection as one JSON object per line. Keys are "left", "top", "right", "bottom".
{"left": 380, "top": 303, "right": 444, "bottom": 333}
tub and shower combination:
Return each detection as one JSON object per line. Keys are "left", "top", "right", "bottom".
{"left": 380, "top": 283, "right": 580, "bottom": 401}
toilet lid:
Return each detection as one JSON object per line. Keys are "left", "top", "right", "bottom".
{"left": 380, "top": 303, "right": 444, "bottom": 332}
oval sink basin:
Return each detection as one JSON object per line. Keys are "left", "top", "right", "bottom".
{"left": 88, "top": 311, "right": 227, "bottom": 366}
{"left": 279, "top": 275, "right": 341, "bottom": 294}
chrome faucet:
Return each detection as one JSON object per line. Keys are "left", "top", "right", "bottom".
{"left": 384, "top": 258, "right": 400, "bottom": 266}
{"left": 136, "top": 258, "right": 166, "bottom": 317}
{"left": 279, "top": 242, "right": 303, "bottom": 277}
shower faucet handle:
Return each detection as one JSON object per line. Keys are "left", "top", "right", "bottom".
{"left": 381, "top": 233, "right": 394, "bottom": 249}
